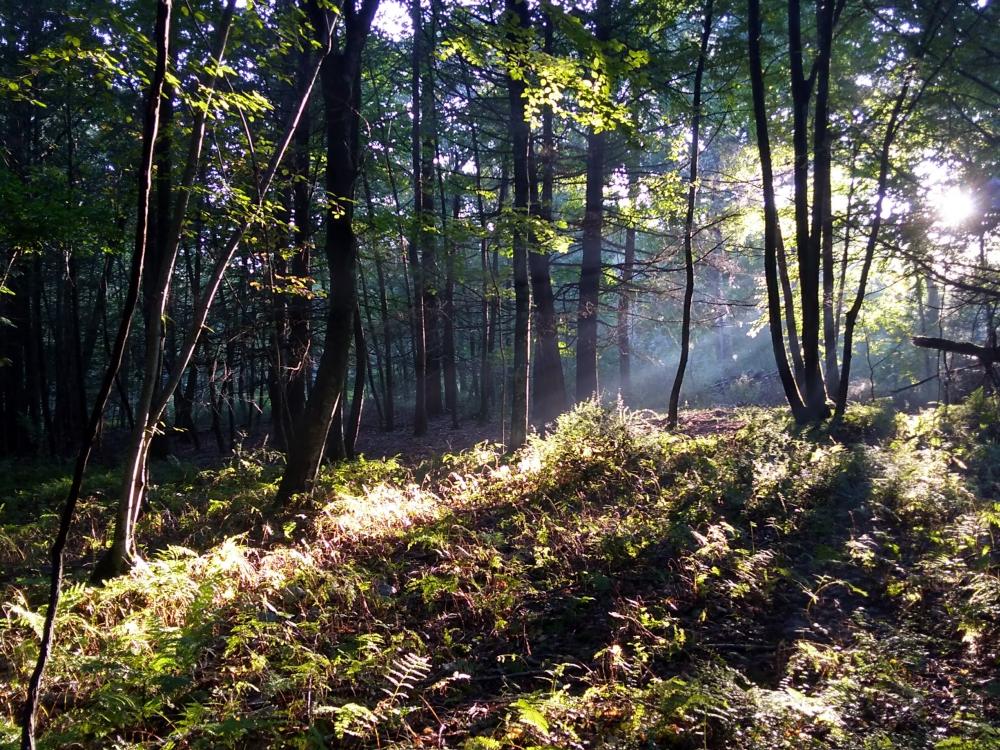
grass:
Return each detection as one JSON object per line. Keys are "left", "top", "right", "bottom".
{"left": 1, "top": 396, "right": 998, "bottom": 748}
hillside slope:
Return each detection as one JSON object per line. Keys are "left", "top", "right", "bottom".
{"left": 2, "top": 398, "right": 999, "bottom": 749}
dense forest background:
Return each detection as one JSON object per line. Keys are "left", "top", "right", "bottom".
{"left": 2, "top": 0, "right": 996, "bottom": 465}
{"left": 0, "top": 0, "right": 998, "bottom": 747}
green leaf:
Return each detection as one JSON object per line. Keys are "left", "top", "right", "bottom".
{"left": 512, "top": 698, "right": 549, "bottom": 735}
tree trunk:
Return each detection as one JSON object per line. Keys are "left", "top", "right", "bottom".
{"left": 576, "top": 136, "right": 606, "bottom": 402}
{"left": 276, "top": 0, "right": 379, "bottom": 501}
{"left": 788, "top": 0, "right": 829, "bottom": 421}
{"left": 668, "top": 0, "right": 714, "bottom": 429}
{"left": 408, "top": 0, "right": 429, "bottom": 436}
{"left": 97, "top": 1, "right": 238, "bottom": 579}
{"left": 528, "top": 12, "right": 566, "bottom": 430}
{"left": 575, "top": 0, "right": 611, "bottom": 403}
{"left": 776, "top": 228, "right": 806, "bottom": 389}
{"left": 836, "top": 1, "right": 945, "bottom": 415}
{"left": 747, "top": 0, "right": 806, "bottom": 421}
{"left": 282, "top": 41, "right": 315, "bottom": 441}
{"left": 443, "top": 193, "right": 460, "bottom": 427}
{"left": 346, "top": 305, "right": 366, "bottom": 457}
{"left": 20, "top": 2, "right": 172, "bottom": 744}
{"left": 506, "top": 0, "right": 532, "bottom": 449}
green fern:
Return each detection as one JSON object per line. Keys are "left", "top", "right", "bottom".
{"left": 380, "top": 651, "right": 431, "bottom": 707}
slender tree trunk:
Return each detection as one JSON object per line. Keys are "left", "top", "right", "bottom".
{"left": 97, "top": 1, "right": 238, "bottom": 579}
{"left": 443, "top": 193, "right": 460, "bottom": 427}
{"left": 618, "top": 221, "right": 635, "bottom": 402}
{"left": 788, "top": 0, "right": 829, "bottom": 421}
{"left": 346, "top": 305, "right": 366, "bottom": 456}
{"left": 506, "top": 0, "right": 532, "bottom": 449}
{"left": 668, "top": 0, "right": 714, "bottom": 429}
{"left": 836, "top": 0, "right": 946, "bottom": 415}
{"left": 575, "top": 0, "right": 611, "bottom": 403}
{"left": 409, "top": 0, "right": 429, "bottom": 436}
{"left": 285, "top": 40, "right": 315, "bottom": 437}
{"left": 421, "top": 102, "right": 442, "bottom": 417}
{"left": 576, "top": 134, "right": 606, "bottom": 401}
{"left": 20, "top": 2, "right": 171, "bottom": 744}
{"left": 836, "top": 76, "right": 911, "bottom": 415}
{"left": 747, "top": 0, "right": 806, "bottom": 421}
{"left": 359, "top": 169, "right": 393, "bottom": 430}
{"left": 776, "top": 228, "right": 806, "bottom": 389}
{"left": 528, "top": 11, "right": 566, "bottom": 430}
{"left": 821, "top": 184, "right": 839, "bottom": 396}
{"left": 465, "top": 88, "right": 503, "bottom": 423}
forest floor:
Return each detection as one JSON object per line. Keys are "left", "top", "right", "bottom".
{"left": 1, "top": 397, "right": 999, "bottom": 749}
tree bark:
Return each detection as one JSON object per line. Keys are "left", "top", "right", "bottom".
{"left": 409, "top": 0, "right": 429, "bottom": 436}
{"left": 528, "top": 11, "right": 567, "bottom": 430}
{"left": 668, "top": 0, "right": 714, "bottom": 429}
{"left": 20, "top": 2, "right": 172, "bottom": 745}
{"left": 788, "top": 0, "right": 829, "bottom": 421}
{"left": 275, "top": 0, "right": 379, "bottom": 502}
{"left": 576, "top": 28, "right": 608, "bottom": 405}
{"left": 97, "top": 0, "right": 239, "bottom": 580}
{"left": 747, "top": 0, "right": 806, "bottom": 421}
{"left": 506, "top": 0, "right": 533, "bottom": 449}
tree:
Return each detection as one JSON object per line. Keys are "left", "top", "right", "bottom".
{"left": 747, "top": 0, "right": 807, "bottom": 422}
{"left": 275, "top": 0, "right": 380, "bottom": 502}
{"left": 97, "top": 0, "right": 240, "bottom": 579}
{"left": 505, "top": 0, "right": 533, "bottom": 449}
{"left": 667, "top": 0, "right": 715, "bottom": 429}
{"left": 575, "top": 0, "right": 610, "bottom": 403}
{"left": 528, "top": 9, "right": 566, "bottom": 430}
{"left": 20, "top": 1, "right": 172, "bottom": 744}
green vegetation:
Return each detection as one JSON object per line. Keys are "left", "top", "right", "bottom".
{"left": 3, "top": 398, "right": 998, "bottom": 748}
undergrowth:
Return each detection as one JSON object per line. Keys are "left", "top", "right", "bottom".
{"left": 1, "top": 396, "right": 998, "bottom": 748}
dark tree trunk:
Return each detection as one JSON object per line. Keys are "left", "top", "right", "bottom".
{"left": 836, "top": 76, "right": 912, "bottom": 415}
{"left": 776, "top": 229, "right": 806, "bottom": 389}
{"left": 528, "top": 12, "right": 566, "bottom": 430}
{"left": 285, "top": 43, "right": 315, "bottom": 436}
{"left": 276, "top": 0, "right": 379, "bottom": 502}
{"left": 375, "top": 253, "right": 394, "bottom": 430}
{"left": 747, "top": 0, "right": 806, "bottom": 421}
{"left": 788, "top": 0, "right": 829, "bottom": 421}
{"left": 443, "top": 193, "right": 460, "bottom": 427}
{"left": 408, "top": 0, "right": 429, "bottom": 436}
{"left": 346, "top": 306, "right": 366, "bottom": 457}
{"left": 20, "top": 1, "right": 172, "bottom": 744}
{"left": 506, "top": 0, "right": 532, "bottom": 449}
{"left": 575, "top": 0, "right": 611, "bottom": 403}
{"left": 98, "top": 1, "right": 239, "bottom": 579}
{"left": 576, "top": 131, "right": 606, "bottom": 402}
{"left": 668, "top": 0, "right": 714, "bottom": 429}
{"left": 617, "top": 220, "right": 635, "bottom": 402}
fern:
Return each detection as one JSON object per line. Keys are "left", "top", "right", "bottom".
{"left": 380, "top": 651, "right": 431, "bottom": 707}
{"left": 315, "top": 702, "right": 379, "bottom": 740}
{"left": 316, "top": 652, "right": 432, "bottom": 741}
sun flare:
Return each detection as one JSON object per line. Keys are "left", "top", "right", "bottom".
{"left": 934, "top": 185, "right": 975, "bottom": 228}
